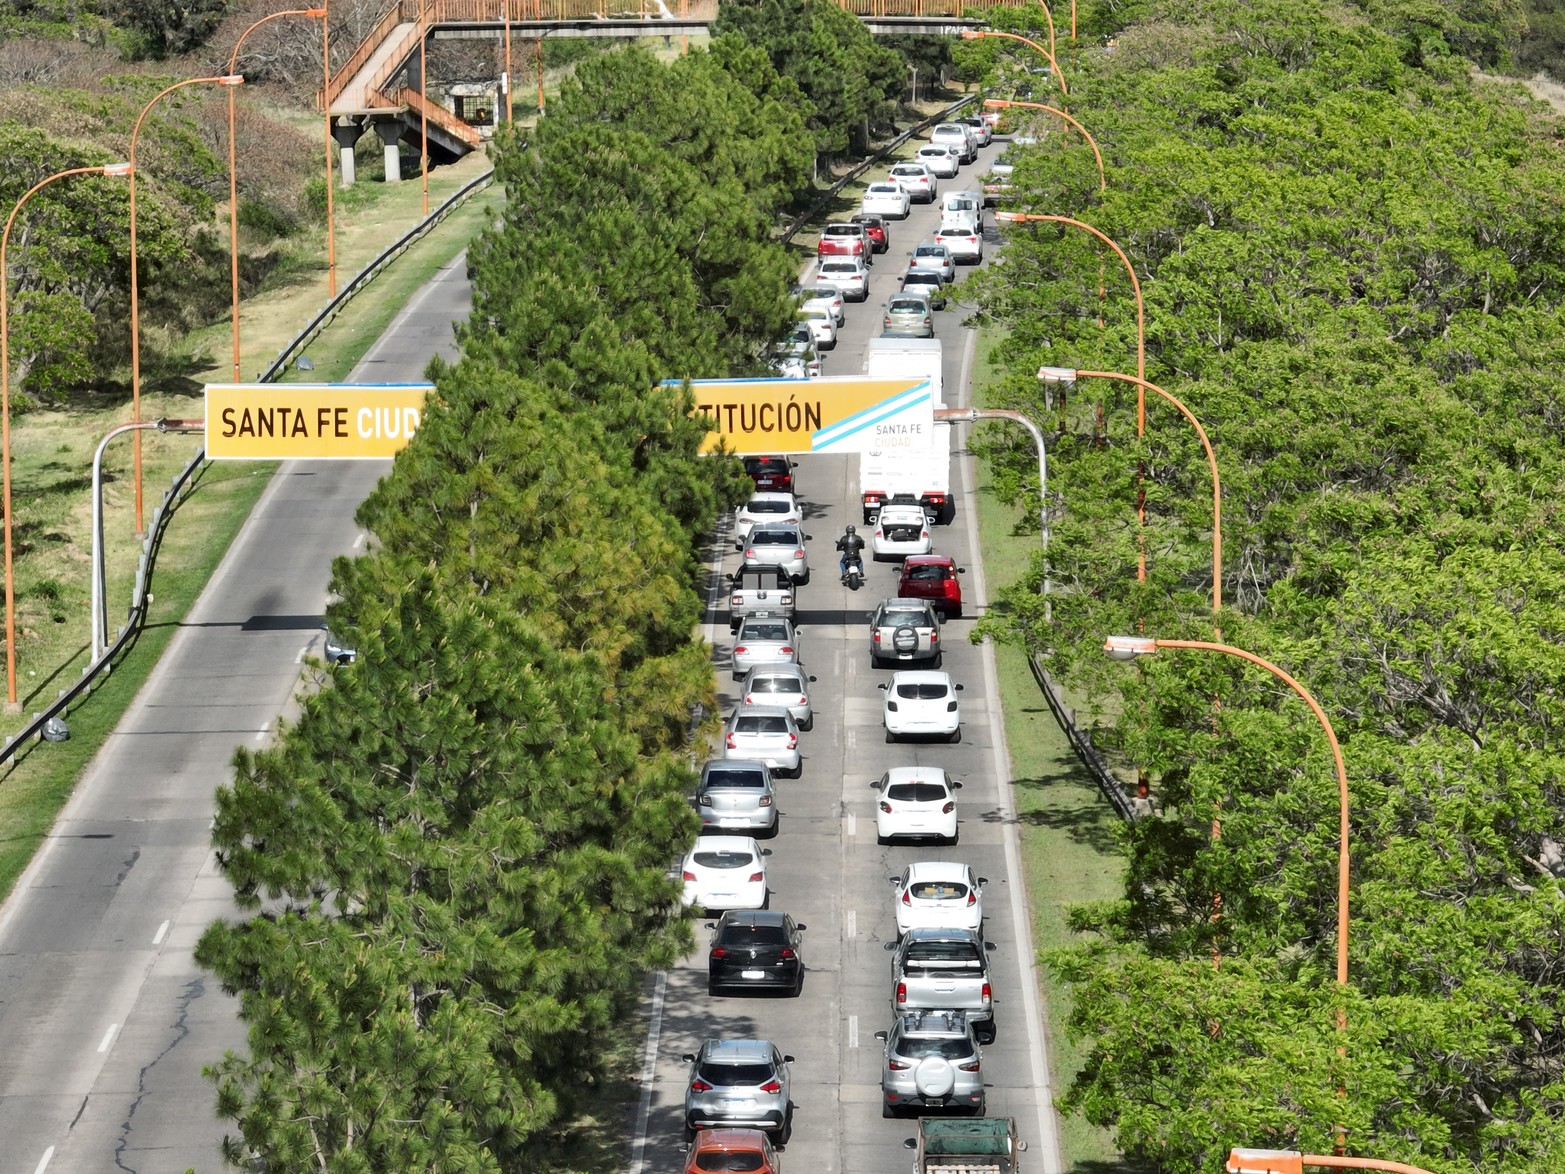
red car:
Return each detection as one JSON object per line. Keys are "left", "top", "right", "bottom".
{"left": 816, "top": 222, "right": 870, "bottom": 262}
{"left": 683, "top": 1128, "right": 781, "bottom": 1174}
{"left": 898, "top": 555, "right": 964, "bottom": 617}
{"left": 850, "top": 212, "right": 889, "bottom": 254}
{"left": 744, "top": 455, "right": 796, "bottom": 495}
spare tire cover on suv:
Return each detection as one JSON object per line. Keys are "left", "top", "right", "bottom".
{"left": 913, "top": 1057, "right": 956, "bottom": 1098}
{"left": 892, "top": 625, "right": 920, "bottom": 653}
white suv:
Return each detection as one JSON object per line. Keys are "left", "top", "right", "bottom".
{"left": 929, "top": 123, "right": 977, "bottom": 164}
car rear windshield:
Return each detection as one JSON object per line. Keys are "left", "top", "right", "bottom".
{"left": 750, "top": 531, "right": 795, "bottom": 545}
{"left": 736, "top": 715, "right": 790, "bottom": 734}
{"left": 822, "top": 262, "right": 860, "bottom": 273}
{"left": 909, "top": 880, "right": 969, "bottom": 901}
{"left": 886, "top": 782, "right": 948, "bottom": 802}
{"left": 882, "top": 609, "right": 930, "bottom": 628}
{"left": 905, "top": 564, "right": 949, "bottom": 580}
{"left": 915, "top": 246, "right": 945, "bottom": 257}
{"left": 742, "top": 623, "right": 790, "bottom": 640}
{"left": 746, "top": 458, "right": 787, "bottom": 474}
{"left": 903, "top": 940, "right": 983, "bottom": 967}
{"left": 699, "top": 1061, "right": 776, "bottom": 1086}
{"left": 747, "top": 500, "right": 791, "bottom": 514}
{"left": 718, "top": 924, "right": 789, "bottom": 946}
{"left": 897, "top": 1036, "right": 974, "bottom": 1061}
{"left": 896, "top": 682, "right": 949, "bottom": 700}
{"left": 824, "top": 225, "right": 861, "bottom": 237}
{"left": 888, "top": 300, "right": 927, "bottom": 315}
{"left": 904, "top": 272, "right": 939, "bottom": 285}
{"left": 694, "top": 1152, "right": 766, "bottom": 1173}
{"left": 749, "top": 676, "right": 802, "bottom": 694}
{"left": 693, "top": 850, "right": 756, "bottom": 870}
{"left": 704, "top": 769, "right": 766, "bottom": 789}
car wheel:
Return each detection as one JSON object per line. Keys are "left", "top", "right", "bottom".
{"left": 791, "top": 974, "right": 804, "bottom": 998}
{"left": 885, "top": 727, "right": 897, "bottom": 744}
{"left": 932, "top": 650, "right": 943, "bottom": 669}
{"left": 947, "top": 604, "right": 962, "bottom": 619}
{"left": 684, "top": 1123, "right": 697, "bottom": 1144}
{"left": 883, "top": 1101, "right": 900, "bottom": 1119}
{"left": 708, "top": 981, "right": 720, "bottom": 996}
{"left": 948, "top": 827, "right": 959, "bottom": 846}
{"left": 800, "top": 714, "right": 814, "bottom": 732}
{"left": 876, "top": 831, "right": 888, "bottom": 846}
{"left": 948, "top": 727, "right": 961, "bottom": 744}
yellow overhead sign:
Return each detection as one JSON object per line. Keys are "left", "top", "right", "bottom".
{"left": 675, "top": 377, "right": 933, "bottom": 456}
{"left": 205, "top": 383, "right": 432, "bottom": 460}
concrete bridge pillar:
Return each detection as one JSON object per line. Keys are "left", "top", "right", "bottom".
{"left": 331, "top": 117, "right": 362, "bottom": 188}
{"left": 374, "top": 118, "right": 405, "bottom": 182}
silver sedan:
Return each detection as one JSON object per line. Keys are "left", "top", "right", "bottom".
{"left": 909, "top": 243, "right": 956, "bottom": 283}
{"left": 723, "top": 703, "right": 801, "bottom": 778}
{"left": 739, "top": 664, "right": 814, "bottom": 731}
{"left": 730, "top": 616, "right": 801, "bottom": 680}
{"left": 742, "top": 523, "right": 809, "bottom": 582}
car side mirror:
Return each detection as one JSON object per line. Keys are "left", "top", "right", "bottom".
{"left": 884, "top": 940, "right": 898, "bottom": 951}
{"left": 783, "top": 1054, "right": 795, "bottom": 1063}
{"left": 903, "top": 1139, "right": 918, "bottom": 1150}
{"left": 954, "top": 683, "right": 965, "bottom": 691}
{"left": 681, "top": 1053, "right": 696, "bottom": 1063}
{"left": 761, "top": 848, "right": 773, "bottom": 856}
{"left": 978, "top": 877, "right": 989, "bottom": 886}
{"left": 889, "top": 875, "right": 902, "bottom": 885}
{"left": 874, "top": 1030, "right": 889, "bottom": 1042}
{"left": 805, "top": 534, "right": 814, "bottom": 541}
{"left": 951, "top": 780, "right": 963, "bottom": 789}
{"left": 870, "top": 779, "right": 882, "bottom": 789}
{"left": 1018, "top": 1142, "right": 1029, "bottom": 1152}
{"left": 878, "top": 683, "right": 889, "bottom": 691}
{"left": 808, "top": 675, "right": 818, "bottom": 683}
{"left": 705, "top": 922, "right": 716, "bottom": 929}
{"left": 796, "top": 924, "right": 807, "bottom": 931}
{"left": 957, "top": 567, "right": 967, "bottom": 574}
{"left": 985, "top": 940, "right": 998, "bottom": 951}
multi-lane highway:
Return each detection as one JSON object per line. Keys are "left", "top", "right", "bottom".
{"left": 632, "top": 135, "right": 1064, "bottom": 1174}
{"left": 0, "top": 131, "right": 1062, "bottom": 1174}
{"left": 0, "top": 266, "right": 471, "bottom": 1171}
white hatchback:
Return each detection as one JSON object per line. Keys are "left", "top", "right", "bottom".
{"left": 915, "top": 144, "right": 961, "bottom": 178}
{"left": 723, "top": 703, "right": 802, "bottom": 777}
{"left": 880, "top": 669, "right": 962, "bottom": 743}
{"left": 934, "top": 225, "right": 984, "bottom": 264}
{"left": 890, "top": 860, "right": 985, "bottom": 936}
{"left": 862, "top": 181, "right": 911, "bottom": 220}
{"left": 888, "top": 162, "right": 938, "bottom": 203}
{"left": 872, "top": 504, "right": 932, "bottom": 560}
{"left": 682, "top": 835, "right": 769, "bottom": 912}
{"left": 817, "top": 257, "right": 869, "bottom": 302}
{"left": 734, "top": 492, "right": 802, "bottom": 547}
{"left": 874, "top": 766, "right": 959, "bottom": 844}
{"left": 799, "top": 304, "right": 838, "bottom": 350}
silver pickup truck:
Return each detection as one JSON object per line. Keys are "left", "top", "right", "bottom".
{"left": 728, "top": 564, "right": 795, "bottom": 632}
{"left": 886, "top": 927, "right": 996, "bottom": 1041}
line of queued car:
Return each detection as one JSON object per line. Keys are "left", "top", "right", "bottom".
{"left": 676, "top": 435, "right": 1008, "bottom": 1169}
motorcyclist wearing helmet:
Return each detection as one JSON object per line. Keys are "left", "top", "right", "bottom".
{"left": 836, "top": 524, "right": 866, "bottom": 577}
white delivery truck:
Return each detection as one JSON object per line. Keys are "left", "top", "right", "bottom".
{"left": 859, "top": 337, "right": 954, "bottom": 524}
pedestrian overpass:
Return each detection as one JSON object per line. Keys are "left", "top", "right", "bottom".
{"left": 319, "top": 0, "right": 1022, "bottom": 181}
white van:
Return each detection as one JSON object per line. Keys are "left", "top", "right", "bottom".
{"left": 939, "top": 191, "right": 982, "bottom": 233}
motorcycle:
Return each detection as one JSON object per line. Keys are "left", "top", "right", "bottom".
{"left": 841, "top": 553, "right": 865, "bottom": 591}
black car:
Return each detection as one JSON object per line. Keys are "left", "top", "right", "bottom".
{"left": 707, "top": 910, "right": 806, "bottom": 996}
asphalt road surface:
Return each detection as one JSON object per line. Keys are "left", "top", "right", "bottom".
{"left": 0, "top": 133, "right": 1061, "bottom": 1174}
{"left": 631, "top": 135, "right": 1065, "bottom": 1174}
{"left": 0, "top": 262, "right": 472, "bottom": 1172}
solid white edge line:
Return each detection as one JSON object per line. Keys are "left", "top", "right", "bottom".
{"left": 956, "top": 322, "right": 1064, "bottom": 1173}
{"left": 847, "top": 1013, "right": 859, "bottom": 1049}
{"left": 627, "top": 969, "right": 670, "bottom": 1174}
{"left": 846, "top": 909, "right": 856, "bottom": 940}
{"left": 97, "top": 1024, "right": 119, "bottom": 1054}
{"left": 152, "top": 919, "right": 171, "bottom": 945}
{"left": 33, "top": 1147, "right": 54, "bottom": 1174}
{"left": 254, "top": 723, "right": 270, "bottom": 743}
{"left": 846, "top": 811, "right": 856, "bottom": 838}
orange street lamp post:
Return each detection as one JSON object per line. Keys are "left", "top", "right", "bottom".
{"left": 1104, "top": 635, "right": 1352, "bottom": 1037}
{"left": 994, "top": 211, "right": 1147, "bottom": 579}
{"left": 1, "top": 161, "right": 132, "bottom": 710}
{"left": 322, "top": 0, "right": 336, "bottom": 298}
{"left": 960, "top": 28, "right": 1067, "bottom": 104}
{"left": 1228, "top": 1150, "right": 1435, "bottom": 1174}
{"left": 981, "top": 98, "right": 1104, "bottom": 193}
{"left": 1040, "top": 367, "right": 1221, "bottom": 617}
{"left": 129, "top": 74, "right": 243, "bottom": 535}
{"left": 229, "top": 9, "right": 325, "bottom": 382}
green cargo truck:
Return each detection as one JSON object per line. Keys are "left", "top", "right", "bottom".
{"left": 904, "top": 1117, "right": 1027, "bottom": 1174}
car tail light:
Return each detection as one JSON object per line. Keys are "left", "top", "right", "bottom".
{"left": 930, "top": 631, "right": 938, "bottom": 644}
{"left": 744, "top": 693, "right": 754, "bottom": 704}
{"left": 982, "top": 982, "right": 992, "bottom": 1001}
{"left": 726, "top": 734, "right": 737, "bottom": 748}
{"left": 759, "top": 794, "right": 772, "bottom": 806}
{"left": 901, "top": 889, "right": 912, "bottom": 905}
{"left": 958, "top": 1060, "right": 981, "bottom": 1072}
{"left": 798, "top": 695, "right": 807, "bottom": 705}
{"left": 886, "top": 701, "right": 898, "bottom": 711}
{"left": 744, "top": 549, "right": 756, "bottom": 560}
{"left": 760, "top": 1079, "right": 782, "bottom": 1093}
{"left": 748, "top": 871, "right": 765, "bottom": 882}
{"left": 880, "top": 801, "right": 892, "bottom": 814}
{"left": 712, "top": 947, "right": 727, "bottom": 959}
{"left": 698, "top": 795, "right": 713, "bottom": 807}
{"left": 786, "top": 733, "right": 797, "bottom": 749}
{"left": 875, "top": 529, "right": 884, "bottom": 538}
{"left": 884, "top": 318, "right": 892, "bottom": 328}
{"left": 888, "top": 1058, "right": 912, "bottom": 1070}
{"left": 967, "top": 890, "right": 978, "bottom": 906}
{"left": 683, "top": 870, "right": 697, "bottom": 881}
{"left": 779, "top": 947, "right": 796, "bottom": 960}
{"left": 734, "top": 646, "right": 748, "bottom": 656}
{"left": 780, "top": 646, "right": 793, "bottom": 656}
{"left": 692, "top": 1078, "right": 714, "bottom": 1092}
{"left": 896, "top": 981, "right": 907, "bottom": 1004}
{"left": 942, "top": 801, "right": 955, "bottom": 814}
{"left": 872, "top": 632, "right": 882, "bottom": 644}
{"left": 921, "top": 529, "right": 930, "bottom": 539}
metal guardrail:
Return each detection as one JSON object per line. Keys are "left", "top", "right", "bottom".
{"left": 779, "top": 94, "right": 977, "bottom": 245}
{"left": 1027, "top": 653, "right": 1142, "bottom": 822}
{"left": 0, "top": 166, "right": 498, "bottom": 775}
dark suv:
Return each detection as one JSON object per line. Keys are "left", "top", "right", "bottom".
{"left": 707, "top": 910, "right": 807, "bottom": 996}
{"left": 743, "top": 455, "right": 796, "bottom": 495}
